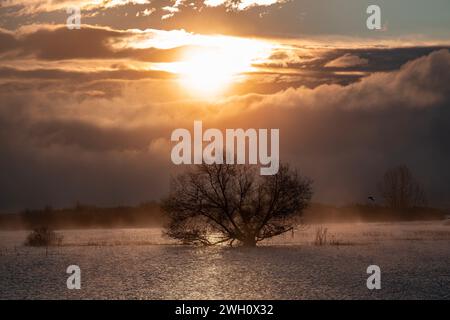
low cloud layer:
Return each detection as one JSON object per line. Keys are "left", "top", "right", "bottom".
{"left": 325, "top": 53, "right": 368, "bottom": 68}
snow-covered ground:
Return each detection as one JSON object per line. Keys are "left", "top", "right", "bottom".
{"left": 0, "top": 221, "right": 449, "bottom": 299}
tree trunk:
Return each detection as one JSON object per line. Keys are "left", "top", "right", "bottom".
{"left": 242, "top": 237, "right": 257, "bottom": 247}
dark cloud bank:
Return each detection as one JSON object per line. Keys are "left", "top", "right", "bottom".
{"left": 1, "top": 49, "right": 450, "bottom": 212}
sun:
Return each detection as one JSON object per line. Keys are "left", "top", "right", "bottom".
{"left": 178, "top": 48, "right": 237, "bottom": 97}
{"left": 165, "top": 37, "right": 272, "bottom": 98}
{"left": 150, "top": 35, "right": 273, "bottom": 98}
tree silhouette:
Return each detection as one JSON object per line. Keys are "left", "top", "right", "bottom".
{"left": 378, "top": 165, "right": 427, "bottom": 209}
{"left": 162, "top": 163, "right": 312, "bottom": 247}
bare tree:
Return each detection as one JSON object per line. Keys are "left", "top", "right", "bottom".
{"left": 162, "top": 163, "right": 312, "bottom": 247}
{"left": 378, "top": 165, "right": 427, "bottom": 209}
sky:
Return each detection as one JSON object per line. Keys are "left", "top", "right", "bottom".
{"left": 1, "top": 0, "right": 450, "bottom": 211}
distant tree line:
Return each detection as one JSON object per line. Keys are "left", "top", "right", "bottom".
{"left": 0, "top": 202, "right": 165, "bottom": 230}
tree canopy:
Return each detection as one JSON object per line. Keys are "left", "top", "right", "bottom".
{"left": 162, "top": 163, "right": 312, "bottom": 247}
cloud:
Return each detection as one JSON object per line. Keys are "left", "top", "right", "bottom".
{"left": 325, "top": 53, "right": 369, "bottom": 68}
{"left": 161, "top": 0, "right": 183, "bottom": 20}
{"left": 1, "top": 0, "right": 285, "bottom": 22}
{"left": 0, "top": 28, "right": 18, "bottom": 53}
{"left": 137, "top": 8, "right": 156, "bottom": 17}
{"left": 2, "top": 0, "right": 450, "bottom": 41}
{"left": 1, "top": 49, "right": 450, "bottom": 210}
{"left": 1, "top": 0, "right": 151, "bottom": 16}
{"left": 203, "top": 0, "right": 284, "bottom": 10}
{"left": 0, "top": 66, "right": 174, "bottom": 82}
{"left": 0, "top": 25, "right": 196, "bottom": 62}
{"left": 214, "top": 50, "right": 450, "bottom": 205}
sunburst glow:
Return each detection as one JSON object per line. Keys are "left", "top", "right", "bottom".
{"left": 178, "top": 49, "right": 236, "bottom": 96}
{"left": 158, "top": 36, "right": 273, "bottom": 97}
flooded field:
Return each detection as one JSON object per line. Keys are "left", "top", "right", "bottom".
{"left": 0, "top": 221, "right": 449, "bottom": 299}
